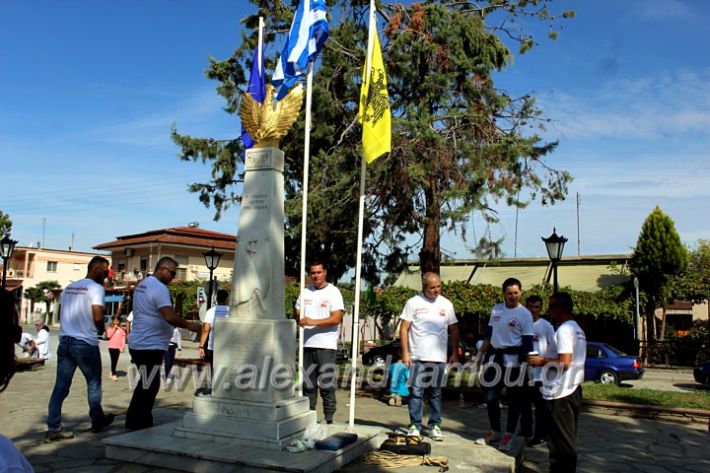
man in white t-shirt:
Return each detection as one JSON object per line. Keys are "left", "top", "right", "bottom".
{"left": 520, "top": 295, "right": 556, "bottom": 446}
{"left": 46, "top": 256, "right": 114, "bottom": 442}
{"left": 400, "top": 272, "right": 459, "bottom": 442}
{"left": 125, "top": 257, "right": 201, "bottom": 430}
{"left": 476, "top": 277, "right": 534, "bottom": 451}
{"left": 295, "top": 260, "right": 344, "bottom": 424}
{"left": 529, "top": 292, "right": 586, "bottom": 473}
{"left": 198, "top": 289, "right": 230, "bottom": 393}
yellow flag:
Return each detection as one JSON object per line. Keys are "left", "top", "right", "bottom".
{"left": 359, "top": 27, "right": 391, "bottom": 163}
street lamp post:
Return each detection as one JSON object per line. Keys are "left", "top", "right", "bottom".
{"left": 542, "top": 228, "right": 567, "bottom": 294}
{"left": 202, "top": 247, "right": 222, "bottom": 310}
{"left": 633, "top": 277, "right": 640, "bottom": 340}
{"left": 1, "top": 236, "right": 18, "bottom": 290}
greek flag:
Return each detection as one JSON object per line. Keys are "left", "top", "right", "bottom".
{"left": 272, "top": 0, "right": 329, "bottom": 100}
{"left": 241, "top": 38, "right": 265, "bottom": 150}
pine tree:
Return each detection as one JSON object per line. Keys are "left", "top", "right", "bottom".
{"left": 630, "top": 206, "right": 688, "bottom": 352}
{"left": 0, "top": 210, "right": 12, "bottom": 238}
{"left": 172, "top": 0, "right": 574, "bottom": 282}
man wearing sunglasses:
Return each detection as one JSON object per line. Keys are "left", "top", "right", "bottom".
{"left": 125, "top": 256, "right": 201, "bottom": 430}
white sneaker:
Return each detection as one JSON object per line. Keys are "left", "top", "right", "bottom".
{"left": 474, "top": 430, "right": 501, "bottom": 445}
{"left": 429, "top": 425, "right": 444, "bottom": 441}
{"left": 406, "top": 424, "right": 421, "bottom": 439}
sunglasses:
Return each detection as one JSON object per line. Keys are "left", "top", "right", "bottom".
{"left": 162, "top": 267, "right": 177, "bottom": 277}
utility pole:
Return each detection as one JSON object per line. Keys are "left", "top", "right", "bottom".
{"left": 42, "top": 217, "right": 46, "bottom": 248}
{"left": 576, "top": 193, "right": 581, "bottom": 256}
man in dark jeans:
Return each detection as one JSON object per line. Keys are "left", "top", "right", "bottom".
{"left": 125, "top": 257, "right": 201, "bottom": 430}
{"left": 46, "top": 256, "right": 114, "bottom": 442}
{"left": 295, "top": 260, "right": 344, "bottom": 424}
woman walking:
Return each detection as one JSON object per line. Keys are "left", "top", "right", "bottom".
{"left": 106, "top": 316, "right": 126, "bottom": 381}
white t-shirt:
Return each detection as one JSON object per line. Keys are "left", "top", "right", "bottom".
{"left": 541, "top": 320, "right": 586, "bottom": 400}
{"left": 59, "top": 278, "right": 105, "bottom": 346}
{"left": 18, "top": 333, "right": 33, "bottom": 350}
{"left": 128, "top": 276, "right": 174, "bottom": 350}
{"left": 0, "top": 434, "right": 34, "bottom": 473}
{"left": 400, "top": 294, "right": 457, "bottom": 363}
{"left": 530, "top": 317, "right": 556, "bottom": 382}
{"left": 34, "top": 329, "right": 50, "bottom": 359}
{"left": 204, "top": 304, "right": 229, "bottom": 351}
{"left": 487, "top": 303, "right": 534, "bottom": 367}
{"left": 295, "top": 284, "right": 344, "bottom": 350}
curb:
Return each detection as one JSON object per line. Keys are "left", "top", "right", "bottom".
{"left": 583, "top": 399, "right": 710, "bottom": 425}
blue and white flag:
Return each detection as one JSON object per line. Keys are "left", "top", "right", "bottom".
{"left": 272, "top": 0, "right": 329, "bottom": 100}
{"left": 241, "top": 37, "right": 265, "bottom": 150}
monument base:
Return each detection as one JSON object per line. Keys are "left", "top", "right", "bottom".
{"left": 175, "top": 396, "right": 316, "bottom": 450}
{"left": 103, "top": 420, "right": 380, "bottom": 473}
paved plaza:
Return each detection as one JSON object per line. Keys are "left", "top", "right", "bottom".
{"left": 1, "top": 330, "right": 708, "bottom": 473}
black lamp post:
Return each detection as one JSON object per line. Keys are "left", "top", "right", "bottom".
{"left": 202, "top": 247, "right": 222, "bottom": 310}
{"left": 542, "top": 228, "right": 567, "bottom": 294}
{"left": 1, "top": 236, "right": 17, "bottom": 290}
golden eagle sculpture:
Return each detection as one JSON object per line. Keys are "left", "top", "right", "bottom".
{"left": 240, "top": 83, "right": 304, "bottom": 148}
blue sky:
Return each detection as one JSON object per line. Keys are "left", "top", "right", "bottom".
{"left": 1, "top": 0, "right": 709, "bottom": 263}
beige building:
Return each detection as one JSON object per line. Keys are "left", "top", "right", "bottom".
{"left": 5, "top": 246, "right": 111, "bottom": 290}
{"left": 93, "top": 226, "right": 236, "bottom": 283}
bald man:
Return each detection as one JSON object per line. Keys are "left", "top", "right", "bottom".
{"left": 400, "top": 272, "right": 459, "bottom": 442}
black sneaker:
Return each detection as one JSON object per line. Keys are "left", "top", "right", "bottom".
{"left": 45, "top": 430, "right": 74, "bottom": 443}
{"left": 91, "top": 414, "right": 115, "bottom": 433}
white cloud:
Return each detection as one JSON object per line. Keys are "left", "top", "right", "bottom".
{"left": 83, "top": 87, "right": 232, "bottom": 148}
{"left": 541, "top": 69, "right": 710, "bottom": 141}
{"left": 631, "top": 0, "right": 693, "bottom": 21}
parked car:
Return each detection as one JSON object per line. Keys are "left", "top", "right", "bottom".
{"left": 693, "top": 361, "right": 710, "bottom": 385}
{"left": 362, "top": 340, "right": 401, "bottom": 366}
{"left": 361, "top": 338, "right": 476, "bottom": 366}
{"left": 585, "top": 342, "right": 644, "bottom": 385}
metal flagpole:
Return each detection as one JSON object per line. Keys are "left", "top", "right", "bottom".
{"left": 348, "top": 0, "right": 378, "bottom": 431}
{"left": 297, "top": 61, "right": 314, "bottom": 396}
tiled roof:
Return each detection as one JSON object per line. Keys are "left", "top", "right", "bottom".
{"left": 94, "top": 226, "right": 236, "bottom": 251}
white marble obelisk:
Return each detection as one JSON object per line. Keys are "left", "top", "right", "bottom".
{"left": 175, "top": 147, "right": 315, "bottom": 449}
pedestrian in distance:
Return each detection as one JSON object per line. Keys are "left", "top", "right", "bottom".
{"left": 400, "top": 272, "right": 459, "bottom": 442}
{"left": 475, "top": 277, "right": 534, "bottom": 451}
{"left": 32, "top": 319, "right": 50, "bottom": 360}
{"left": 105, "top": 315, "right": 127, "bottom": 381}
{"left": 529, "top": 292, "right": 586, "bottom": 473}
{"left": 387, "top": 350, "right": 410, "bottom": 407}
{"left": 198, "top": 289, "right": 230, "bottom": 394}
{"left": 295, "top": 259, "right": 344, "bottom": 424}
{"left": 125, "top": 257, "right": 201, "bottom": 431}
{"left": 46, "top": 256, "right": 115, "bottom": 442}
{"left": 520, "top": 295, "right": 556, "bottom": 447}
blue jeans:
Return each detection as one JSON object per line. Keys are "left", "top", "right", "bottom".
{"left": 407, "top": 361, "right": 446, "bottom": 430}
{"left": 47, "top": 337, "right": 105, "bottom": 432}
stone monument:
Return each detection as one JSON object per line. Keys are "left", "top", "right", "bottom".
{"left": 174, "top": 84, "right": 316, "bottom": 449}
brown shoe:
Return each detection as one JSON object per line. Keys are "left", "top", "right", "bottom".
{"left": 45, "top": 430, "right": 74, "bottom": 443}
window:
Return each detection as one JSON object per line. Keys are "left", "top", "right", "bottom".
{"left": 117, "top": 260, "right": 125, "bottom": 271}
{"left": 47, "top": 261, "right": 58, "bottom": 272}
{"left": 175, "top": 255, "right": 188, "bottom": 266}
{"left": 73, "top": 264, "right": 81, "bottom": 271}
{"left": 140, "top": 258, "right": 148, "bottom": 272}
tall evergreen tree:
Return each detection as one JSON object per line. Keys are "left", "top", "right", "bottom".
{"left": 630, "top": 206, "right": 688, "bottom": 349}
{"left": 172, "top": 0, "right": 573, "bottom": 282}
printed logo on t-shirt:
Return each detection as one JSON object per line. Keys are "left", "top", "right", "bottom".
{"left": 507, "top": 318, "right": 520, "bottom": 329}
{"left": 303, "top": 298, "right": 313, "bottom": 306}
{"left": 438, "top": 309, "right": 446, "bottom": 317}
{"left": 491, "top": 315, "right": 501, "bottom": 324}
{"left": 414, "top": 308, "right": 428, "bottom": 318}
{"left": 320, "top": 298, "right": 329, "bottom": 308}
{"left": 575, "top": 331, "right": 586, "bottom": 342}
